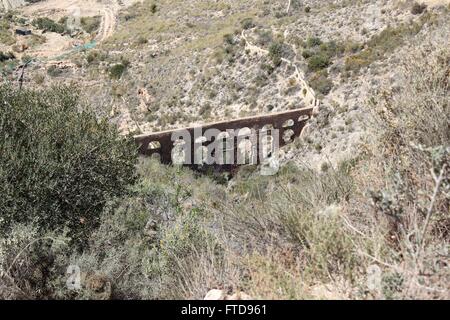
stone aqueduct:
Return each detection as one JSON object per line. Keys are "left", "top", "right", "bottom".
{"left": 134, "top": 105, "right": 317, "bottom": 169}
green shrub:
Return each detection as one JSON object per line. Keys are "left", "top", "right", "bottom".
{"left": 86, "top": 50, "right": 107, "bottom": 64}
{"left": 310, "top": 72, "right": 334, "bottom": 95}
{"left": 80, "top": 16, "right": 101, "bottom": 34}
{"left": 137, "top": 35, "right": 148, "bottom": 45}
{"left": 411, "top": 2, "right": 427, "bottom": 15}
{"left": 0, "top": 51, "right": 14, "bottom": 62}
{"left": 307, "top": 53, "right": 331, "bottom": 71}
{"left": 150, "top": 3, "right": 158, "bottom": 14}
{"left": 302, "top": 50, "right": 313, "bottom": 59}
{"left": 303, "top": 39, "right": 342, "bottom": 72}
{"left": 257, "top": 30, "right": 273, "bottom": 46}
{"left": 0, "top": 223, "right": 69, "bottom": 299}
{"left": 0, "top": 85, "right": 137, "bottom": 244}
{"left": 109, "top": 63, "right": 127, "bottom": 79}
{"left": 60, "top": 159, "right": 225, "bottom": 300}
{"left": 241, "top": 18, "right": 255, "bottom": 30}
{"left": 223, "top": 162, "right": 358, "bottom": 281}
{"left": 319, "top": 40, "right": 343, "bottom": 57}
{"left": 344, "top": 21, "right": 425, "bottom": 73}
{"left": 269, "top": 41, "right": 284, "bottom": 67}
{"left": 364, "top": 41, "right": 450, "bottom": 299}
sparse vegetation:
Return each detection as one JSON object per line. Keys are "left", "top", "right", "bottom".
{"left": 86, "top": 50, "right": 108, "bottom": 64}
{"left": 0, "top": 0, "right": 449, "bottom": 301}
{"left": 0, "top": 85, "right": 137, "bottom": 246}
{"left": 150, "top": 3, "right": 158, "bottom": 14}
{"left": 344, "top": 19, "right": 427, "bottom": 74}
{"left": 307, "top": 36, "right": 322, "bottom": 48}
{"left": 0, "top": 51, "right": 14, "bottom": 62}
{"left": 268, "top": 41, "right": 284, "bottom": 67}
{"left": 80, "top": 16, "right": 101, "bottom": 34}
{"left": 411, "top": 2, "right": 427, "bottom": 15}
{"left": 309, "top": 71, "right": 333, "bottom": 95}
{"left": 0, "top": 15, "right": 16, "bottom": 45}
{"left": 307, "top": 53, "right": 331, "bottom": 71}
{"left": 241, "top": 17, "right": 255, "bottom": 30}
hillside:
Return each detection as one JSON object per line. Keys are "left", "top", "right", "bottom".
{"left": 0, "top": 0, "right": 449, "bottom": 300}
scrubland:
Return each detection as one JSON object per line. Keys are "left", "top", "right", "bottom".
{"left": 0, "top": 0, "right": 448, "bottom": 299}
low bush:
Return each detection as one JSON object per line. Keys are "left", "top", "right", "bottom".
{"left": 86, "top": 50, "right": 107, "bottom": 64}
{"left": 0, "top": 223, "right": 69, "bottom": 299}
{"left": 54, "top": 159, "right": 230, "bottom": 300}
{"left": 241, "top": 18, "right": 255, "bottom": 30}
{"left": 47, "top": 65, "right": 64, "bottom": 77}
{"left": 303, "top": 39, "right": 342, "bottom": 73}
{"left": 0, "top": 51, "right": 14, "bottom": 62}
{"left": 150, "top": 3, "right": 158, "bottom": 14}
{"left": 32, "top": 17, "right": 66, "bottom": 34}
{"left": 360, "top": 42, "right": 450, "bottom": 299}
{"left": 344, "top": 21, "right": 425, "bottom": 73}
{"left": 306, "top": 36, "right": 322, "bottom": 48}
{"left": 411, "top": 2, "right": 427, "bottom": 15}
{"left": 268, "top": 41, "right": 284, "bottom": 67}
{"left": 0, "top": 85, "right": 137, "bottom": 244}
{"left": 80, "top": 16, "right": 101, "bottom": 34}
{"left": 257, "top": 30, "right": 273, "bottom": 47}
{"left": 310, "top": 71, "right": 334, "bottom": 95}
{"left": 302, "top": 49, "right": 313, "bottom": 59}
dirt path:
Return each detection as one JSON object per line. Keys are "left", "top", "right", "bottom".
{"left": 241, "top": 30, "right": 319, "bottom": 110}
{"left": 95, "top": 2, "right": 121, "bottom": 43}
{"left": 0, "top": 0, "right": 25, "bottom": 10}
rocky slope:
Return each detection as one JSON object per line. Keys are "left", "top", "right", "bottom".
{"left": 1, "top": 0, "right": 449, "bottom": 170}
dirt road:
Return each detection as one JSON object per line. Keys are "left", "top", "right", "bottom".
{"left": 96, "top": 4, "right": 119, "bottom": 43}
